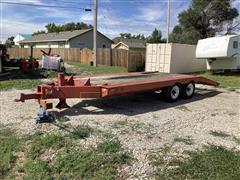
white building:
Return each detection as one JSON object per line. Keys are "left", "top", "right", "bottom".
{"left": 14, "top": 34, "right": 32, "bottom": 46}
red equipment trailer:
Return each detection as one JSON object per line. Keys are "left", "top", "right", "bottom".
{"left": 16, "top": 72, "right": 219, "bottom": 110}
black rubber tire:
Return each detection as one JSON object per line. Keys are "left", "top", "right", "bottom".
{"left": 182, "top": 82, "right": 195, "bottom": 99}
{"left": 163, "top": 84, "right": 182, "bottom": 103}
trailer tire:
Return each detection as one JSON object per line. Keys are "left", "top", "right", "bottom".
{"left": 163, "top": 84, "right": 181, "bottom": 103}
{"left": 182, "top": 82, "right": 195, "bottom": 99}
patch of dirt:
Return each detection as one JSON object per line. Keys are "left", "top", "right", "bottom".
{"left": 0, "top": 85, "right": 239, "bottom": 179}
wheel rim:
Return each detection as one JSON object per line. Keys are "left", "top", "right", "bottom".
{"left": 171, "top": 85, "right": 180, "bottom": 99}
{"left": 186, "top": 83, "right": 194, "bottom": 96}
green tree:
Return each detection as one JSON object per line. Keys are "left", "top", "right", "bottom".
{"left": 147, "top": 28, "right": 164, "bottom": 43}
{"left": 170, "top": 0, "right": 239, "bottom": 44}
{"left": 32, "top": 22, "right": 93, "bottom": 35}
{"left": 32, "top": 30, "right": 46, "bottom": 36}
{"left": 45, "top": 23, "right": 60, "bottom": 33}
{"left": 119, "top": 33, "right": 146, "bottom": 40}
{"left": 132, "top": 34, "right": 146, "bottom": 40}
{"left": 5, "top": 36, "right": 14, "bottom": 48}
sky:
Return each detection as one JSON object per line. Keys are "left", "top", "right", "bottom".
{"left": 0, "top": 0, "right": 239, "bottom": 41}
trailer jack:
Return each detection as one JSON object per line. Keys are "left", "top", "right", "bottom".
{"left": 37, "top": 106, "right": 54, "bottom": 123}
{"left": 36, "top": 100, "right": 54, "bottom": 124}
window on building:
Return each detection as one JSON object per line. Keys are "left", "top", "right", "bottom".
{"left": 233, "top": 41, "right": 238, "bottom": 49}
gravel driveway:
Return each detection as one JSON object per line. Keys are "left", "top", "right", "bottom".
{"left": 0, "top": 85, "right": 239, "bottom": 179}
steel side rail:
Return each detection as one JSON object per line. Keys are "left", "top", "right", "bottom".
{"left": 16, "top": 73, "right": 219, "bottom": 107}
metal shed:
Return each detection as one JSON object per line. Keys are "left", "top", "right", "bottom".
{"left": 146, "top": 43, "right": 207, "bottom": 73}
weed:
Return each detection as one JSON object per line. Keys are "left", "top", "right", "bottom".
{"left": 210, "top": 130, "right": 231, "bottom": 138}
{"left": 28, "top": 133, "right": 68, "bottom": 159}
{"left": 150, "top": 145, "right": 240, "bottom": 180}
{"left": 56, "top": 116, "right": 70, "bottom": 123}
{"left": 175, "top": 106, "right": 191, "bottom": 112}
{"left": 0, "top": 127, "right": 21, "bottom": 178}
{"left": 71, "top": 125, "right": 93, "bottom": 139}
{"left": 112, "top": 120, "right": 149, "bottom": 134}
{"left": 233, "top": 136, "right": 240, "bottom": 145}
{"left": 210, "top": 131, "right": 240, "bottom": 145}
{"left": 112, "top": 120, "right": 129, "bottom": 128}
{"left": 148, "top": 144, "right": 180, "bottom": 179}
{"left": 102, "top": 132, "right": 114, "bottom": 139}
{"left": 52, "top": 139, "right": 131, "bottom": 180}
{"left": 228, "top": 112, "right": 237, "bottom": 116}
{"left": 97, "top": 139, "right": 122, "bottom": 153}
{"left": 174, "top": 136, "right": 194, "bottom": 145}
{"left": 130, "top": 122, "right": 146, "bottom": 132}
{"left": 22, "top": 159, "right": 52, "bottom": 180}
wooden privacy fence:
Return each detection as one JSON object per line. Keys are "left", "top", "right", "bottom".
{"left": 7, "top": 48, "right": 92, "bottom": 64}
{"left": 97, "top": 49, "right": 145, "bottom": 71}
{"left": 7, "top": 48, "right": 146, "bottom": 71}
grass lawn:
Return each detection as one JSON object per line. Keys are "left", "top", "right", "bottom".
{"left": 66, "top": 62, "right": 127, "bottom": 75}
{"left": 0, "top": 64, "right": 127, "bottom": 91}
{"left": 149, "top": 144, "right": 240, "bottom": 180}
{"left": 0, "top": 125, "right": 131, "bottom": 179}
{"left": 193, "top": 71, "right": 240, "bottom": 90}
{"left": 2, "top": 125, "right": 240, "bottom": 179}
{"left": 0, "top": 79, "right": 42, "bottom": 91}
{"left": 1, "top": 65, "right": 239, "bottom": 91}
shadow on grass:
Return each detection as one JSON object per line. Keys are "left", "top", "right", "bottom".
{"left": 0, "top": 68, "right": 50, "bottom": 81}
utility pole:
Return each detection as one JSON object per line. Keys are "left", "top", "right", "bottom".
{"left": 93, "top": 0, "right": 98, "bottom": 67}
{"left": 166, "top": 0, "right": 170, "bottom": 43}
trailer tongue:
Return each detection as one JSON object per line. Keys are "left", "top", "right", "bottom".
{"left": 16, "top": 72, "right": 219, "bottom": 122}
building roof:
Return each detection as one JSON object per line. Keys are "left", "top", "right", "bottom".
{"left": 113, "top": 38, "right": 146, "bottom": 49}
{"left": 113, "top": 37, "right": 145, "bottom": 44}
{"left": 20, "top": 29, "right": 93, "bottom": 43}
{"left": 112, "top": 37, "right": 123, "bottom": 44}
{"left": 123, "top": 41, "right": 146, "bottom": 49}
{"left": 19, "top": 34, "right": 32, "bottom": 39}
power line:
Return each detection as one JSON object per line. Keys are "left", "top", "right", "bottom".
{"left": 0, "top": 1, "right": 91, "bottom": 10}
{"left": 100, "top": 0, "right": 190, "bottom": 2}
{"left": 50, "top": 0, "right": 93, "bottom": 6}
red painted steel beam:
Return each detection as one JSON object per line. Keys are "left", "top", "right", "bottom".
{"left": 101, "top": 75, "right": 208, "bottom": 97}
{"left": 28, "top": 85, "right": 101, "bottom": 100}
{"left": 16, "top": 73, "right": 219, "bottom": 107}
{"left": 15, "top": 92, "right": 41, "bottom": 102}
{"left": 194, "top": 76, "right": 219, "bottom": 86}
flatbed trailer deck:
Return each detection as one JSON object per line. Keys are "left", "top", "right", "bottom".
{"left": 16, "top": 72, "right": 219, "bottom": 110}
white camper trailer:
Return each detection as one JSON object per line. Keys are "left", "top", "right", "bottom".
{"left": 196, "top": 35, "right": 240, "bottom": 70}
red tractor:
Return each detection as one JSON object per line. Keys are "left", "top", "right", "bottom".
{"left": 0, "top": 44, "right": 39, "bottom": 72}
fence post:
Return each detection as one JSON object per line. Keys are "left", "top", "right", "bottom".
{"left": 110, "top": 48, "right": 112, "bottom": 66}
{"left": 127, "top": 50, "right": 130, "bottom": 71}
